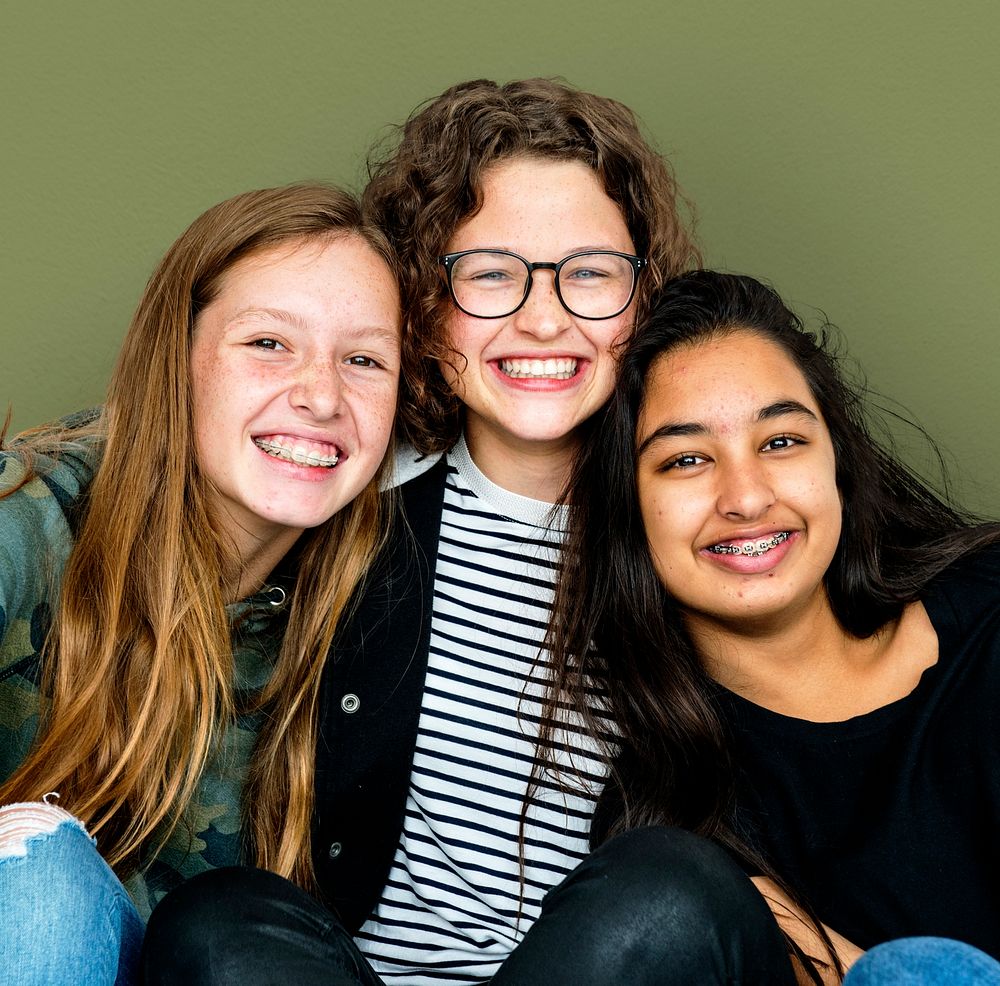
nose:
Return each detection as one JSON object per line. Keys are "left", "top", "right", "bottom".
{"left": 715, "top": 457, "right": 776, "bottom": 521}
{"left": 512, "top": 270, "right": 573, "bottom": 339}
{"left": 289, "top": 358, "right": 344, "bottom": 420}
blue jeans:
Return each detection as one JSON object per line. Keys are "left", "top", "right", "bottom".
{"left": 0, "top": 816, "right": 144, "bottom": 986}
{"left": 845, "top": 937, "right": 1000, "bottom": 985}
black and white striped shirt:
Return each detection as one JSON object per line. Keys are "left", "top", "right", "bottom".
{"left": 356, "top": 438, "right": 607, "bottom": 983}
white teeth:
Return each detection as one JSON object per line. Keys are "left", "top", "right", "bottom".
{"left": 499, "top": 357, "right": 577, "bottom": 380}
{"left": 708, "top": 532, "right": 790, "bottom": 557}
{"left": 254, "top": 438, "right": 339, "bottom": 468}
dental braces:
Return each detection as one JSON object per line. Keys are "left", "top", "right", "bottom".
{"left": 708, "top": 531, "right": 790, "bottom": 557}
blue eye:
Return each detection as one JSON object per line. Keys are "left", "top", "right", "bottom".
{"left": 564, "top": 266, "right": 606, "bottom": 281}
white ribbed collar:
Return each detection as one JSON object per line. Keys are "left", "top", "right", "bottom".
{"left": 448, "top": 434, "right": 570, "bottom": 532}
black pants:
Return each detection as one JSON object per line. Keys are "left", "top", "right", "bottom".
{"left": 141, "top": 827, "right": 796, "bottom": 985}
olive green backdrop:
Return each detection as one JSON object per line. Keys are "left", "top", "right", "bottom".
{"left": 3, "top": 0, "right": 997, "bottom": 512}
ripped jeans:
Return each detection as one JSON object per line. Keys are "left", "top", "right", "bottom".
{"left": 0, "top": 800, "right": 144, "bottom": 986}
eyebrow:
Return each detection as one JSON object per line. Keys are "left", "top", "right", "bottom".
{"left": 636, "top": 399, "right": 819, "bottom": 457}
{"left": 453, "top": 244, "right": 631, "bottom": 257}
{"left": 757, "top": 400, "right": 818, "bottom": 424}
{"left": 228, "top": 307, "right": 304, "bottom": 329}
{"left": 228, "top": 308, "right": 400, "bottom": 345}
{"left": 340, "top": 323, "right": 401, "bottom": 347}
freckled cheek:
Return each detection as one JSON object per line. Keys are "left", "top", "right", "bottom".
{"left": 443, "top": 315, "right": 486, "bottom": 368}
{"left": 190, "top": 357, "right": 226, "bottom": 423}
{"left": 193, "top": 360, "right": 273, "bottom": 446}
{"left": 350, "top": 388, "right": 399, "bottom": 444}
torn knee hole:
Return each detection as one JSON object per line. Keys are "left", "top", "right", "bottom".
{"left": 0, "top": 798, "right": 86, "bottom": 859}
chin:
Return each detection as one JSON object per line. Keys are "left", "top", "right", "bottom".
{"left": 514, "top": 419, "right": 585, "bottom": 444}
{"left": 245, "top": 500, "right": 337, "bottom": 536}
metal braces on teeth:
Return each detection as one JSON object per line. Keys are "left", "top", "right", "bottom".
{"left": 255, "top": 439, "right": 339, "bottom": 468}
{"left": 708, "top": 531, "right": 790, "bottom": 556}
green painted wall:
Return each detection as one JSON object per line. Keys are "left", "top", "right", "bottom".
{"left": 3, "top": 0, "right": 997, "bottom": 512}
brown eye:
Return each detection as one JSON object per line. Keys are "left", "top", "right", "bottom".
{"left": 761, "top": 435, "right": 803, "bottom": 452}
{"left": 252, "top": 338, "right": 284, "bottom": 351}
{"left": 662, "top": 453, "right": 707, "bottom": 472}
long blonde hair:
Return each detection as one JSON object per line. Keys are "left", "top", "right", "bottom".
{"left": 0, "top": 183, "right": 398, "bottom": 889}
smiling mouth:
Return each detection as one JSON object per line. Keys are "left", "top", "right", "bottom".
{"left": 499, "top": 357, "right": 578, "bottom": 380}
{"left": 707, "top": 532, "right": 791, "bottom": 557}
{"left": 253, "top": 437, "right": 340, "bottom": 468}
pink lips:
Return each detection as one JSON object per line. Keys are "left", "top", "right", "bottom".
{"left": 252, "top": 435, "right": 346, "bottom": 484}
{"left": 489, "top": 358, "right": 587, "bottom": 392}
{"left": 700, "top": 531, "right": 799, "bottom": 574}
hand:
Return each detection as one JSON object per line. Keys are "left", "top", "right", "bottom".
{"left": 751, "top": 876, "right": 864, "bottom": 985}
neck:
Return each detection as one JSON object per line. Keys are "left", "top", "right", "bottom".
{"left": 464, "top": 421, "right": 578, "bottom": 502}
{"left": 690, "top": 593, "right": 881, "bottom": 720}
{"left": 693, "top": 595, "right": 938, "bottom": 721}
{"left": 221, "top": 523, "right": 302, "bottom": 603}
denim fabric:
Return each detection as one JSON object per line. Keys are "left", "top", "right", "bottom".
{"left": 0, "top": 818, "right": 144, "bottom": 986}
{"left": 844, "top": 937, "right": 1000, "bottom": 985}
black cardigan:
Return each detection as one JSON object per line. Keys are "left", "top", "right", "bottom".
{"left": 311, "top": 458, "right": 448, "bottom": 932}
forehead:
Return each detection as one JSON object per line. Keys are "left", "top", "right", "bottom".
{"left": 218, "top": 234, "right": 381, "bottom": 287}
{"left": 208, "top": 234, "right": 398, "bottom": 314}
{"left": 640, "top": 331, "right": 819, "bottom": 431}
{"left": 448, "top": 156, "right": 632, "bottom": 252}
{"left": 192, "top": 235, "right": 400, "bottom": 358}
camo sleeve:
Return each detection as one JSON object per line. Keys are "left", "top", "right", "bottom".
{"left": 0, "top": 447, "right": 93, "bottom": 783}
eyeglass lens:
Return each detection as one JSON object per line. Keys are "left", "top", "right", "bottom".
{"left": 448, "top": 252, "right": 636, "bottom": 319}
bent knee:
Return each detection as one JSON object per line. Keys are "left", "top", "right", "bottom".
{"left": 570, "top": 827, "right": 771, "bottom": 939}
{"left": 147, "top": 867, "right": 311, "bottom": 941}
{"left": 590, "top": 827, "right": 753, "bottom": 901}
{"left": 144, "top": 866, "right": 331, "bottom": 974}
{"left": 0, "top": 798, "right": 85, "bottom": 858}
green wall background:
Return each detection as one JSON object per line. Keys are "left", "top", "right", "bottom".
{"left": 3, "top": 0, "right": 998, "bottom": 512}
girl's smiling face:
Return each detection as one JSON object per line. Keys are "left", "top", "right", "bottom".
{"left": 441, "top": 156, "right": 637, "bottom": 481}
{"left": 189, "top": 234, "right": 400, "bottom": 555}
{"left": 635, "top": 330, "right": 842, "bottom": 638}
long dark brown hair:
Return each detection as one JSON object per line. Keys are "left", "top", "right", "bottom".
{"left": 1, "top": 183, "right": 399, "bottom": 890}
{"left": 546, "top": 270, "right": 999, "bottom": 976}
{"left": 363, "top": 77, "right": 701, "bottom": 454}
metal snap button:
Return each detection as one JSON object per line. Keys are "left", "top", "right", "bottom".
{"left": 264, "top": 585, "right": 287, "bottom": 608}
{"left": 340, "top": 693, "right": 360, "bottom": 714}
{"left": 328, "top": 841, "right": 342, "bottom": 859}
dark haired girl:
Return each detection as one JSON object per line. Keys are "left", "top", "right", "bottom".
{"left": 549, "top": 269, "right": 1000, "bottom": 982}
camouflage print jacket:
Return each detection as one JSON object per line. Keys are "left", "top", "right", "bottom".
{"left": 0, "top": 437, "right": 289, "bottom": 920}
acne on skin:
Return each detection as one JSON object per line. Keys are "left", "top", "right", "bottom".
{"left": 636, "top": 331, "right": 843, "bottom": 669}
{"left": 636, "top": 330, "right": 937, "bottom": 722}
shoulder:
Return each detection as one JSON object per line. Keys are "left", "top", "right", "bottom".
{"left": 925, "top": 541, "right": 1000, "bottom": 609}
{"left": 381, "top": 444, "right": 443, "bottom": 491}
{"left": 1, "top": 434, "right": 101, "bottom": 534}
{"left": 920, "top": 540, "right": 1000, "bottom": 655}
{"left": 0, "top": 434, "right": 103, "bottom": 624}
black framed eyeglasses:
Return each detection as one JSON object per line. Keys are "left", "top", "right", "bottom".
{"left": 439, "top": 249, "right": 647, "bottom": 320}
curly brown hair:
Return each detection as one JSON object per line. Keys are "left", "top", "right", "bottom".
{"left": 363, "top": 77, "right": 701, "bottom": 454}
